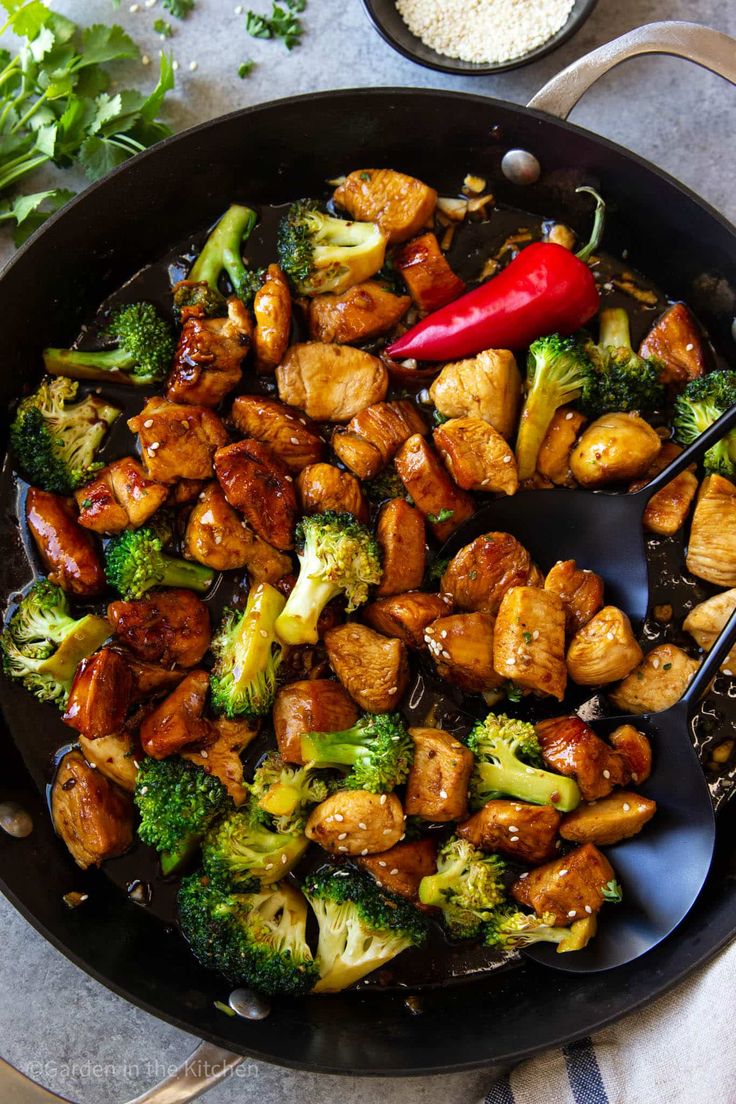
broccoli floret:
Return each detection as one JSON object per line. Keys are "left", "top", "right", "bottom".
{"left": 468, "top": 713, "right": 581, "bottom": 812}
{"left": 484, "top": 906, "right": 596, "bottom": 953}
{"left": 43, "top": 303, "right": 175, "bottom": 387}
{"left": 674, "top": 370, "right": 736, "bottom": 477}
{"left": 202, "top": 800, "right": 308, "bottom": 891}
{"left": 417, "top": 835, "right": 507, "bottom": 938}
{"left": 277, "top": 199, "right": 386, "bottom": 297}
{"left": 300, "top": 712, "right": 413, "bottom": 794}
{"left": 135, "top": 755, "right": 231, "bottom": 875}
{"left": 186, "top": 204, "right": 259, "bottom": 304}
{"left": 10, "top": 376, "right": 120, "bottom": 494}
{"left": 172, "top": 280, "right": 228, "bottom": 320}
{"left": 178, "top": 873, "right": 318, "bottom": 996}
{"left": 304, "top": 864, "right": 427, "bottom": 992}
{"left": 249, "top": 752, "right": 330, "bottom": 832}
{"left": 274, "top": 511, "right": 382, "bottom": 646}
{"left": 209, "top": 584, "right": 286, "bottom": 719}
{"left": 105, "top": 526, "right": 214, "bottom": 600}
{"left": 580, "top": 308, "right": 665, "bottom": 417}
{"left": 0, "top": 579, "right": 110, "bottom": 707}
{"left": 515, "top": 335, "right": 595, "bottom": 480}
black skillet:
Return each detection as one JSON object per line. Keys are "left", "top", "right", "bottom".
{"left": 1, "top": 19, "right": 736, "bottom": 1101}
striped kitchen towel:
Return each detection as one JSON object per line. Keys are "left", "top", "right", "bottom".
{"left": 482, "top": 937, "right": 736, "bottom": 1104}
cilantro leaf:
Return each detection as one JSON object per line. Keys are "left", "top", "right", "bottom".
{"left": 153, "top": 18, "right": 174, "bottom": 37}
{"left": 161, "top": 0, "right": 195, "bottom": 17}
{"left": 238, "top": 60, "right": 255, "bottom": 78}
{"left": 245, "top": 11, "right": 272, "bottom": 38}
{"left": 78, "top": 134, "right": 130, "bottom": 181}
{"left": 79, "top": 24, "right": 139, "bottom": 67}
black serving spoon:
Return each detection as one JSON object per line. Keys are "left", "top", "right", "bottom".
{"left": 441, "top": 404, "right": 736, "bottom": 624}
{"left": 524, "top": 604, "right": 736, "bottom": 972}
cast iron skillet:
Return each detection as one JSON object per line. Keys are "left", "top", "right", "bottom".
{"left": 1, "top": 21, "right": 736, "bottom": 1103}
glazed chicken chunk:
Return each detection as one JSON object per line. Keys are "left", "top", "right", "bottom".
{"left": 332, "top": 400, "right": 428, "bottom": 481}
{"left": 393, "top": 232, "right": 465, "bottom": 313}
{"left": 324, "top": 623, "right": 409, "bottom": 713}
{"left": 570, "top": 412, "right": 662, "bottom": 487}
{"left": 511, "top": 843, "right": 616, "bottom": 925}
{"left": 609, "top": 724, "right": 652, "bottom": 784}
{"left": 276, "top": 342, "right": 388, "bottom": 422}
{"left": 26, "top": 488, "right": 105, "bottom": 598}
{"left": 544, "top": 559, "right": 604, "bottom": 636}
{"left": 183, "top": 483, "right": 292, "bottom": 579}
{"left": 608, "top": 644, "right": 699, "bottom": 713}
{"left": 434, "top": 416, "right": 519, "bottom": 495}
{"left": 424, "top": 612, "right": 502, "bottom": 693}
{"left": 375, "top": 498, "right": 426, "bottom": 597}
{"left": 358, "top": 837, "right": 438, "bottom": 903}
{"left": 230, "top": 394, "right": 325, "bottom": 472}
{"left": 536, "top": 407, "right": 587, "bottom": 486}
{"left": 253, "top": 264, "right": 292, "bottom": 373}
{"left": 107, "top": 589, "right": 211, "bottom": 668}
{"left": 139, "top": 669, "right": 212, "bottom": 759}
{"left": 405, "top": 727, "right": 474, "bottom": 822}
{"left": 394, "top": 433, "right": 474, "bottom": 541}
{"left": 334, "top": 168, "right": 437, "bottom": 243}
{"left": 494, "top": 587, "right": 567, "bottom": 700}
{"left": 429, "top": 348, "right": 522, "bottom": 440}
{"left": 273, "top": 679, "right": 359, "bottom": 764}
{"left": 75, "top": 457, "right": 168, "bottom": 534}
{"left": 440, "top": 532, "right": 541, "bottom": 614}
{"left": 629, "top": 443, "right": 699, "bottom": 536}
{"left": 560, "top": 792, "right": 657, "bottom": 846}
{"left": 214, "top": 438, "right": 297, "bottom": 551}
{"left": 308, "top": 280, "right": 410, "bottom": 344}
{"left": 457, "top": 800, "right": 561, "bottom": 864}
{"left": 166, "top": 296, "right": 252, "bottom": 406}
{"left": 684, "top": 589, "right": 736, "bottom": 674}
{"left": 51, "top": 750, "right": 133, "bottom": 870}
{"left": 566, "top": 606, "right": 643, "bottom": 685}
{"left": 62, "top": 648, "right": 133, "bottom": 740}
{"left": 182, "top": 717, "right": 258, "bottom": 806}
{"left": 686, "top": 474, "right": 736, "bottom": 587}
{"left": 639, "top": 302, "right": 708, "bottom": 387}
{"left": 297, "top": 462, "right": 369, "bottom": 522}
{"left": 78, "top": 730, "right": 139, "bottom": 793}
{"left": 364, "top": 591, "right": 453, "bottom": 650}
{"left": 305, "top": 790, "right": 404, "bottom": 855}
{"left": 536, "top": 715, "right": 630, "bottom": 801}
{"left": 128, "top": 398, "right": 228, "bottom": 483}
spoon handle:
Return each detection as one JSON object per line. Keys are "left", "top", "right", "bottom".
{"left": 635, "top": 403, "right": 736, "bottom": 503}
{"left": 681, "top": 603, "right": 736, "bottom": 708}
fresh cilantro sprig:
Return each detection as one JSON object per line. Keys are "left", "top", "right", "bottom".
{"left": 162, "top": 0, "right": 195, "bottom": 17}
{"left": 245, "top": 1, "right": 307, "bottom": 50}
{"left": 153, "top": 19, "right": 174, "bottom": 38}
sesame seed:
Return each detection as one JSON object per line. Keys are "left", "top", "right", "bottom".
{"left": 380, "top": 794, "right": 387, "bottom": 805}
{"left": 686, "top": 342, "right": 694, "bottom": 351}
{"left": 143, "top": 419, "right": 154, "bottom": 428}
{"left": 378, "top": 860, "right": 386, "bottom": 867}
{"left": 652, "top": 657, "right": 660, "bottom": 669}
{"left": 510, "top": 836, "right": 519, "bottom": 842}
{"left": 585, "top": 905, "right": 593, "bottom": 914}
{"left": 142, "top": 54, "right": 150, "bottom": 65}
{"left": 388, "top": 686, "right": 398, "bottom": 694}
{"left": 603, "top": 769, "right": 611, "bottom": 779}
{"left": 632, "top": 772, "right": 639, "bottom": 782}
{"left": 181, "top": 420, "right": 189, "bottom": 430}
{"left": 358, "top": 822, "right": 367, "bottom": 830}
{"left": 532, "top": 630, "right": 539, "bottom": 640}
{"left": 439, "top": 789, "right": 448, "bottom": 799}
{"left": 361, "top": 848, "right": 368, "bottom": 856}
{"left": 325, "top": 816, "right": 334, "bottom": 823}
{"left": 568, "top": 910, "right": 577, "bottom": 918}
{"left": 558, "top": 869, "right": 568, "bottom": 877}
{"left": 441, "top": 651, "right": 451, "bottom": 660}
{"left": 622, "top": 802, "right": 631, "bottom": 812}
{"left": 390, "top": 868, "right": 399, "bottom": 875}
{"left": 502, "top": 454, "right": 512, "bottom": 463}
{"left": 235, "top": 3, "right": 243, "bottom": 10}
{"left": 337, "top": 832, "right": 347, "bottom": 840}
{"left": 383, "top": 828, "right": 393, "bottom": 834}
{"left": 172, "top": 60, "right": 179, "bottom": 71}
{"left": 290, "top": 437, "right": 299, "bottom": 445}
{"left": 189, "top": 61, "right": 198, "bottom": 72}
{"left": 259, "top": 629, "right": 268, "bottom": 638}
{"left": 513, "top": 805, "right": 522, "bottom": 811}
{"left": 508, "top": 825, "right": 519, "bottom": 833}
{"left": 565, "top": 412, "right": 574, "bottom": 420}
{"left": 130, "top": 2, "right": 140, "bottom": 10}
{"left": 526, "top": 766, "right": 536, "bottom": 774}
{"left": 149, "top": 441, "right": 160, "bottom": 450}
{"left": 265, "top": 863, "right": 274, "bottom": 870}
{"left": 145, "top": 0, "right": 156, "bottom": 6}
{"left": 507, "top": 656, "right": 516, "bottom": 665}
{"left": 200, "top": 750, "right": 208, "bottom": 759}
{"left": 481, "top": 478, "right": 490, "bottom": 486}
{"left": 518, "top": 872, "right": 529, "bottom": 879}
{"left": 338, "top": 845, "right": 348, "bottom": 852}
{"left": 425, "top": 626, "right": 435, "bottom": 635}
{"left": 440, "top": 630, "right": 447, "bottom": 639}
{"left": 334, "top": 813, "right": 344, "bottom": 822}
{"left": 139, "top": 786, "right": 148, "bottom": 795}
{"left": 606, "top": 632, "right": 615, "bottom": 640}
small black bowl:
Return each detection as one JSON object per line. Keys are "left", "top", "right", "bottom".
{"left": 362, "top": 0, "right": 599, "bottom": 75}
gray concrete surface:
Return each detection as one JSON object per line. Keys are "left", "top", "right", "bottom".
{"left": 1, "top": 0, "right": 735, "bottom": 1100}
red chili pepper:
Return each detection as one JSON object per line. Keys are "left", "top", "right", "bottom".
{"left": 388, "top": 189, "right": 605, "bottom": 363}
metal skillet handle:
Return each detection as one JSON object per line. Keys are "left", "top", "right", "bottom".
{"left": 632, "top": 403, "right": 736, "bottom": 503}
{"left": 528, "top": 21, "right": 736, "bottom": 120}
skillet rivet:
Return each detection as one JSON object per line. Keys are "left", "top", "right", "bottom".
{"left": 0, "top": 802, "right": 33, "bottom": 838}
{"left": 501, "top": 149, "right": 541, "bottom": 186}
{"left": 229, "top": 988, "right": 271, "bottom": 1020}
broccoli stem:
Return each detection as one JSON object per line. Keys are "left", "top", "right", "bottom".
{"left": 43, "top": 347, "right": 138, "bottom": 383}
{"left": 161, "top": 834, "right": 200, "bottom": 877}
{"left": 159, "top": 555, "right": 215, "bottom": 594}
{"left": 190, "top": 205, "right": 258, "bottom": 300}
{"left": 37, "top": 614, "right": 111, "bottom": 684}
{"left": 575, "top": 186, "right": 606, "bottom": 263}
{"left": 275, "top": 575, "right": 338, "bottom": 647}
{"left": 301, "top": 727, "right": 362, "bottom": 768}
{"left": 598, "top": 307, "right": 632, "bottom": 350}
{"left": 477, "top": 757, "right": 580, "bottom": 811}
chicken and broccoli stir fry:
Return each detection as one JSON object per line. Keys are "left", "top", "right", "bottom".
{"left": 3, "top": 164, "right": 734, "bottom": 1000}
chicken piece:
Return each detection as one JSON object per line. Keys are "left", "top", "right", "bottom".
{"left": 334, "top": 168, "right": 437, "bottom": 244}
{"left": 511, "top": 843, "right": 616, "bottom": 925}
{"left": 375, "top": 499, "right": 426, "bottom": 597}
{"left": 214, "top": 439, "right": 297, "bottom": 551}
{"left": 405, "top": 727, "right": 474, "bottom": 822}
{"left": 62, "top": 649, "right": 134, "bottom": 740}
{"left": 609, "top": 644, "right": 699, "bottom": 713}
{"left": 122, "top": 653, "right": 186, "bottom": 698}
{"left": 167, "top": 478, "right": 206, "bottom": 507}
{"left": 128, "top": 398, "right": 228, "bottom": 484}
{"left": 25, "top": 488, "right": 105, "bottom": 598}
{"left": 230, "top": 395, "right": 325, "bottom": 472}
{"left": 332, "top": 401, "right": 428, "bottom": 481}
{"left": 166, "top": 297, "right": 252, "bottom": 406}
{"left": 79, "top": 731, "right": 138, "bottom": 792}
{"left": 434, "top": 416, "right": 519, "bottom": 494}
{"left": 457, "top": 800, "right": 561, "bottom": 864}
{"left": 566, "top": 606, "right": 643, "bottom": 685}
{"left": 359, "top": 838, "right": 438, "bottom": 904}
{"left": 629, "top": 442, "right": 699, "bottom": 536}
{"left": 686, "top": 474, "right": 736, "bottom": 587}
{"left": 276, "top": 343, "right": 388, "bottom": 422}
{"left": 296, "top": 463, "right": 369, "bottom": 523}
{"left": 440, "top": 532, "right": 540, "bottom": 614}
{"left": 494, "top": 587, "right": 567, "bottom": 700}
{"left": 139, "top": 669, "right": 212, "bottom": 759}
{"left": 570, "top": 413, "right": 662, "bottom": 487}
{"left": 324, "top": 623, "right": 409, "bottom": 713}
{"left": 394, "top": 434, "right": 474, "bottom": 541}
{"left": 305, "top": 790, "right": 404, "bottom": 855}
{"left": 74, "top": 458, "right": 168, "bottom": 535}
{"left": 393, "top": 232, "right": 465, "bottom": 313}
{"left": 609, "top": 724, "right": 652, "bottom": 784}
{"left": 560, "top": 791, "right": 657, "bottom": 846}
{"left": 308, "top": 281, "right": 410, "bottom": 344}
{"left": 536, "top": 407, "right": 587, "bottom": 486}
{"left": 544, "top": 560, "right": 604, "bottom": 636}
{"left": 684, "top": 589, "right": 736, "bottom": 674}
{"left": 51, "top": 750, "right": 133, "bottom": 870}
{"left": 429, "top": 349, "right": 522, "bottom": 440}
{"left": 107, "top": 589, "right": 210, "bottom": 668}
{"left": 183, "top": 482, "right": 291, "bottom": 580}
{"left": 425, "top": 612, "right": 503, "bottom": 693}
{"left": 639, "top": 302, "right": 709, "bottom": 387}
{"left": 273, "top": 679, "right": 359, "bottom": 764}
{"left": 253, "top": 264, "right": 291, "bottom": 373}
{"left": 536, "top": 715, "right": 630, "bottom": 801}
{"left": 182, "top": 717, "right": 258, "bottom": 806}
{"left": 364, "top": 592, "right": 453, "bottom": 650}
